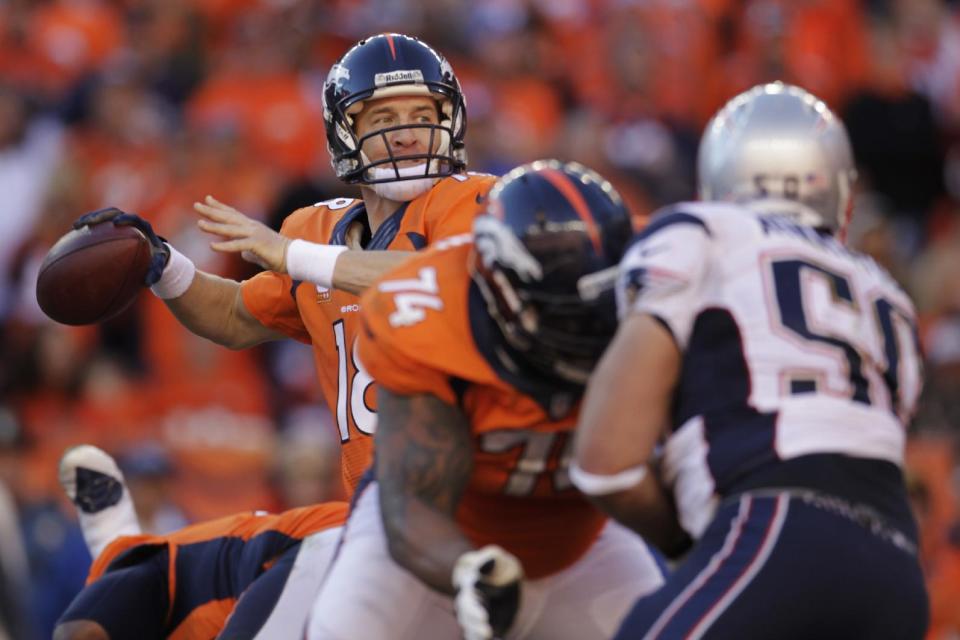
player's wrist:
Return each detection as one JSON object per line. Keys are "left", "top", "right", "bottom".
{"left": 150, "top": 243, "right": 196, "bottom": 299}
{"left": 285, "top": 239, "right": 348, "bottom": 289}
{"left": 568, "top": 462, "right": 648, "bottom": 496}
{"left": 452, "top": 545, "right": 522, "bottom": 590}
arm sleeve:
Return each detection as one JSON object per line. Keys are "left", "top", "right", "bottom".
{"left": 616, "top": 211, "right": 712, "bottom": 350}
{"left": 238, "top": 209, "right": 318, "bottom": 344}
{"left": 240, "top": 272, "right": 311, "bottom": 344}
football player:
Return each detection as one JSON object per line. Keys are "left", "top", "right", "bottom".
{"left": 72, "top": 33, "right": 494, "bottom": 495}
{"left": 306, "top": 161, "right": 666, "bottom": 640}
{"left": 54, "top": 445, "right": 347, "bottom": 640}
{"left": 573, "top": 83, "right": 928, "bottom": 638}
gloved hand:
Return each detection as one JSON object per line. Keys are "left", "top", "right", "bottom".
{"left": 453, "top": 546, "right": 523, "bottom": 640}
{"left": 74, "top": 207, "right": 171, "bottom": 286}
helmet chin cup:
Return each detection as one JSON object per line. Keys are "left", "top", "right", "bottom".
{"left": 370, "top": 175, "right": 438, "bottom": 201}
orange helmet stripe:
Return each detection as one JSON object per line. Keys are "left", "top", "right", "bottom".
{"left": 385, "top": 33, "right": 397, "bottom": 60}
{"left": 540, "top": 169, "right": 602, "bottom": 253}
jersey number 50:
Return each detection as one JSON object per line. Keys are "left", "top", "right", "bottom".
{"left": 769, "top": 258, "right": 921, "bottom": 421}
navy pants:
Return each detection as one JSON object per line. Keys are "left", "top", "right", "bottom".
{"left": 615, "top": 491, "right": 928, "bottom": 639}
{"left": 58, "top": 547, "right": 168, "bottom": 640}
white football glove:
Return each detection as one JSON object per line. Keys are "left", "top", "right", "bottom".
{"left": 452, "top": 545, "right": 523, "bottom": 640}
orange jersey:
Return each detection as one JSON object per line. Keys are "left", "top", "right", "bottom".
{"left": 88, "top": 502, "right": 347, "bottom": 639}
{"left": 358, "top": 240, "right": 606, "bottom": 579}
{"left": 241, "top": 174, "right": 494, "bottom": 494}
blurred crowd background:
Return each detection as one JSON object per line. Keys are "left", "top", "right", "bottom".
{"left": 1, "top": 0, "right": 960, "bottom": 637}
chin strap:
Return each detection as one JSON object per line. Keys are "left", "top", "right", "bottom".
{"left": 365, "top": 161, "right": 441, "bottom": 202}
{"left": 371, "top": 176, "right": 439, "bottom": 202}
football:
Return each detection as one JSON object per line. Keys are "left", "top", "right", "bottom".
{"left": 36, "top": 222, "right": 152, "bottom": 325}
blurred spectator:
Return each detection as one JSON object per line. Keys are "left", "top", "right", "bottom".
{"left": 117, "top": 442, "right": 188, "bottom": 535}
{"left": 0, "top": 83, "right": 63, "bottom": 321}
{"left": 915, "top": 314, "right": 960, "bottom": 435}
{"left": 272, "top": 406, "right": 344, "bottom": 509}
{"left": 0, "top": 407, "right": 31, "bottom": 640}
{"left": 891, "top": 0, "right": 960, "bottom": 132}
{"left": 844, "top": 18, "right": 946, "bottom": 238}
{"left": 911, "top": 215, "right": 960, "bottom": 316}
{"left": 906, "top": 437, "right": 960, "bottom": 640}
{"left": 0, "top": 403, "right": 88, "bottom": 640}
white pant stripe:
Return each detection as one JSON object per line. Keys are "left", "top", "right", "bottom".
{"left": 687, "top": 494, "right": 789, "bottom": 639}
{"left": 642, "top": 496, "right": 753, "bottom": 640}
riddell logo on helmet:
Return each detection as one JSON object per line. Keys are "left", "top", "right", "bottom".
{"left": 374, "top": 70, "right": 424, "bottom": 87}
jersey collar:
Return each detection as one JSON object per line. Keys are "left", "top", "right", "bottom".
{"left": 330, "top": 202, "right": 410, "bottom": 250}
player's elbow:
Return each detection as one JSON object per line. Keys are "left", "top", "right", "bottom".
{"left": 216, "top": 292, "right": 278, "bottom": 350}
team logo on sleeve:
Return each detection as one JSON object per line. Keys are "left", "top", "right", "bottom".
{"left": 620, "top": 265, "right": 689, "bottom": 310}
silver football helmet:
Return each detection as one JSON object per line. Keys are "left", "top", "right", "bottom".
{"left": 697, "top": 82, "right": 857, "bottom": 234}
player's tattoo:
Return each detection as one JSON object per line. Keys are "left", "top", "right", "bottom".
{"left": 375, "top": 388, "right": 475, "bottom": 593}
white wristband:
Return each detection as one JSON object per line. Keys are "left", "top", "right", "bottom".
{"left": 285, "top": 239, "right": 348, "bottom": 289}
{"left": 150, "top": 244, "right": 196, "bottom": 299}
{"left": 569, "top": 462, "right": 648, "bottom": 496}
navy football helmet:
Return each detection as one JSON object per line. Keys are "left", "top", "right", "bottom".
{"left": 322, "top": 33, "right": 467, "bottom": 186}
{"left": 472, "top": 160, "right": 633, "bottom": 384}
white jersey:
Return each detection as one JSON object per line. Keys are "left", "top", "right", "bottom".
{"left": 617, "top": 202, "right": 923, "bottom": 537}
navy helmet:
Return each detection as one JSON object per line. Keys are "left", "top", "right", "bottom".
{"left": 322, "top": 33, "right": 467, "bottom": 185}
{"left": 472, "top": 160, "right": 633, "bottom": 384}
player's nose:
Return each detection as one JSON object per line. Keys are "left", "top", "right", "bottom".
{"left": 389, "top": 124, "right": 420, "bottom": 149}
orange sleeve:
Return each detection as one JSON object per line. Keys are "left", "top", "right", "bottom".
{"left": 238, "top": 206, "right": 321, "bottom": 344}
{"left": 425, "top": 175, "right": 494, "bottom": 241}
{"left": 240, "top": 271, "right": 310, "bottom": 344}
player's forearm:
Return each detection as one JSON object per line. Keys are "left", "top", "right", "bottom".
{"left": 331, "top": 250, "right": 414, "bottom": 295}
{"left": 590, "top": 474, "right": 692, "bottom": 559}
{"left": 162, "top": 271, "right": 277, "bottom": 349}
{"left": 379, "top": 495, "right": 474, "bottom": 595}
{"left": 375, "top": 389, "right": 476, "bottom": 595}
{"left": 575, "top": 314, "right": 679, "bottom": 476}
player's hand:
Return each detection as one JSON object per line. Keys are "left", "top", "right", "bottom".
{"left": 73, "top": 207, "right": 171, "bottom": 286}
{"left": 193, "top": 195, "right": 291, "bottom": 273}
{"left": 453, "top": 545, "right": 523, "bottom": 640}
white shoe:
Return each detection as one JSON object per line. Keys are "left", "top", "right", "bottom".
{"left": 59, "top": 445, "right": 141, "bottom": 559}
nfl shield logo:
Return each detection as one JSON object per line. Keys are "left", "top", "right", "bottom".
{"left": 316, "top": 285, "right": 331, "bottom": 303}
